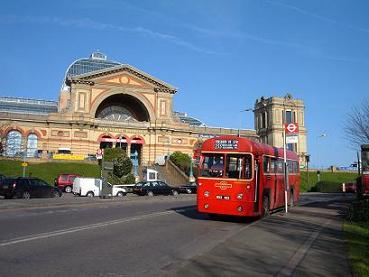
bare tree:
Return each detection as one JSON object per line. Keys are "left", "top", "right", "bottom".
{"left": 344, "top": 100, "right": 369, "bottom": 148}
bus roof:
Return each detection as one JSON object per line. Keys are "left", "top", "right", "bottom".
{"left": 201, "top": 135, "right": 299, "bottom": 160}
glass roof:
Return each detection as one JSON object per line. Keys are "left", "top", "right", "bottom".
{"left": 66, "top": 51, "right": 122, "bottom": 77}
{"left": 173, "top": 111, "right": 204, "bottom": 126}
{"left": 0, "top": 96, "right": 58, "bottom": 115}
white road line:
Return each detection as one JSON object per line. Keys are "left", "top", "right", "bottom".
{"left": 0, "top": 208, "right": 195, "bottom": 247}
{"left": 277, "top": 219, "right": 332, "bottom": 277}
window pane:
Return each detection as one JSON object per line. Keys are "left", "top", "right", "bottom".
{"left": 225, "top": 154, "right": 252, "bottom": 179}
{"left": 201, "top": 154, "right": 224, "bottom": 177}
{"left": 6, "top": 131, "right": 22, "bottom": 157}
{"left": 27, "top": 134, "right": 38, "bottom": 158}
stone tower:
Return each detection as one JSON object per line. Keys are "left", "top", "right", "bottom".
{"left": 254, "top": 94, "right": 308, "bottom": 167}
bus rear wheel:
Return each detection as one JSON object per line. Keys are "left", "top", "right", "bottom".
{"left": 262, "top": 195, "right": 270, "bottom": 217}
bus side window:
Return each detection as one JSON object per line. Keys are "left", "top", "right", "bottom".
{"left": 288, "top": 160, "right": 293, "bottom": 173}
{"left": 277, "top": 159, "right": 284, "bottom": 173}
{"left": 271, "top": 158, "right": 277, "bottom": 173}
{"left": 263, "top": 156, "right": 270, "bottom": 173}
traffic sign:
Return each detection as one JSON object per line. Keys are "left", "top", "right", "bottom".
{"left": 284, "top": 123, "right": 299, "bottom": 134}
{"left": 96, "top": 148, "right": 104, "bottom": 160}
{"left": 286, "top": 135, "right": 298, "bottom": 144}
{"left": 21, "top": 162, "right": 28, "bottom": 167}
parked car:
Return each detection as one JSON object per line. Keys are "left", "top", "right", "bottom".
{"left": 54, "top": 174, "right": 80, "bottom": 193}
{"left": 343, "top": 182, "right": 357, "bottom": 193}
{"left": 132, "top": 180, "right": 179, "bottom": 196}
{"left": 0, "top": 177, "right": 62, "bottom": 199}
{"left": 178, "top": 183, "right": 197, "bottom": 194}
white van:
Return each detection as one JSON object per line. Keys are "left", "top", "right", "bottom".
{"left": 73, "top": 177, "right": 132, "bottom": 197}
{"left": 73, "top": 177, "right": 101, "bottom": 197}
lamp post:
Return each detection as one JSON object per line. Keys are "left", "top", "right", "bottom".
{"left": 282, "top": 94, "right": 291, "bottom": 213}
{"left": 316, "top": 133, "right": 327, "bottom": 182}
{"left": 238, "top": 108, "right": 253, "bottom": 137}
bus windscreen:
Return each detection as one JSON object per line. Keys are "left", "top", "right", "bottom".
{"left": 201, "top": 153, "right": 252, "bottom": 179}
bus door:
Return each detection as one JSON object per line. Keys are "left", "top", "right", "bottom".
{"left": 262, "top": 156, "right": 275, "bottom": 209}
{"left": 275, "top": 159, "right": 285, "bottom": 207}
{"left": 253, "top": 158, "right": 260, "bottom": 212}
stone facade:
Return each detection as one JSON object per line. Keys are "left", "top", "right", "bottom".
{"left": 0, "top": 58, "right": 257, "bottom": 165}
{"left": 254, "top": 95, "right": 308, "bottom": 166}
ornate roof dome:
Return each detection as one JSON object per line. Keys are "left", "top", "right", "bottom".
{"left": 61, "top": 51, "right": 122, "bottom": 90}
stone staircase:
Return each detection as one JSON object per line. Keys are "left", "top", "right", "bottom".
{"left": 152, "top": 160, "right": 189, "bottom": 187}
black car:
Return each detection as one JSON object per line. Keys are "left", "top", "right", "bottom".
{"left": 178, "top": 183, "right": 197, "bottom": 194}
{"left": 132, "top": 181, "right": 179, "bottom": 196}
{"left": 0, "top": 177, "right": 62, "bottom": 199}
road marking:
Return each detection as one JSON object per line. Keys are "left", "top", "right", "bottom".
{"left": 277, "top": 219, "right": 332, "bottom": 277}
{"left": 0, "top": 208, "right": 195, "bottom": 247}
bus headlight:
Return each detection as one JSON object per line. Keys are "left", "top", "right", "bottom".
{"left": 237, "top": 206, "right": 243, "bottom": 212}
{"left": 204, "top": 191, "right": 210, "bottom": 197}
{"left": 204, "top": 204, "right": 209, "bottom": 209}
{"left": 237, "top": 193, "right": 243, "bottom": 200}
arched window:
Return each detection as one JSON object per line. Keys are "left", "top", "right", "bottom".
{"left": 6, "top": 130, "right": 22, "bottom": 157}
{"left": 26, "top": 134, "right": 38, "bottom": 158}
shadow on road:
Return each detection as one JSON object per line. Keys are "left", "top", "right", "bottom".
{"left": 170, "top": 205, "right": 258, "bottom": 224}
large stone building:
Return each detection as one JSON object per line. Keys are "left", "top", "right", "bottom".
{"left": 254, "top": 94, "right": 308, "bottom": 166}
{"left": 0, "top": 52, "right": 257, "bottom": 164}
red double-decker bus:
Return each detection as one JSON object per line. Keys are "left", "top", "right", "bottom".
{"left": 197, "top": 135, "right": 300, "bottom": 217}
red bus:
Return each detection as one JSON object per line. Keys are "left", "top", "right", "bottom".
{"left": 197, "top": 135, "right": 300, "bottom": 217}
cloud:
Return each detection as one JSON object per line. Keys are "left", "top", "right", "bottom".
{"left": 266, "top": 0, "right": 369, "bottom": 35}
{"left": 0, "top": 15, "right": 225, "bottom": 55}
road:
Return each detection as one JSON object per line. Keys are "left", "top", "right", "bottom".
{"left": 0, "top": 193, "right": 352, "bottom": 276}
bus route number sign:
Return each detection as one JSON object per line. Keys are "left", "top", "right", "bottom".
{"left": 215, "top": 140, "right": 239, "bottom": 150}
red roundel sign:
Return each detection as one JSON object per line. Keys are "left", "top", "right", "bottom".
{"left": 284, "top": 123, "right": 299, "bottom": 134}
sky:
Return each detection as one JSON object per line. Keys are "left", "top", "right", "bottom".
{"left": 0, "top": 0, "right": 368, "bottom": 168}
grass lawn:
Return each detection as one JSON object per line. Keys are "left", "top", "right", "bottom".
{"left": 300, "top": 171, "right": 358, "bottom": 192}
{"left": 0, "top": 159, "right": 100, "bottom": 185}
{"left": 344, "top": 221, "right": 369, "bottom": 276}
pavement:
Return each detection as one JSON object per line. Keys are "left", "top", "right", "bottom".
{"left": 169, "top": 195, "right": 352, "bottom": 277}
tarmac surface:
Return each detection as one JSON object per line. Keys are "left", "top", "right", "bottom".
{"left": 171, "top": 196, "right": 352, "bottom": 276}
{"left": 0, "top": 193, "right": 353, "bottom": 276}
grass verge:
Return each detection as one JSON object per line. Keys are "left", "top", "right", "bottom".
{"left": 344, "top": 221, "right": 369, "bottom": 276}
{"left": 0, "top": 159, "right": 100, "bottom": 185}
{"left": 300, "top": 171, "right": 358, "bottom": 192}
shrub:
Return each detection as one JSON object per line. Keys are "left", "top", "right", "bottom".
{"left": 170, "top": 151, "right": 191, "bottom": 174}
{"left": 103, "top": 148, "right": 126, "bottom": 162}
{"left": 102, "top": 148, "right": 133, "bottom": 185}
{"left": 113, "top": 156, "right": 132, "bottom": 178}
{"left": 107, "top": 173, "right": 135, "bottom": 185}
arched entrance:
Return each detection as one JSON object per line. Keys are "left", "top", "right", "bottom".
{"left": 100, "top": 135, "right": 114, "bottom": 149}
{"left": 130, "top": 137, "right": 145, "bottom": 165}
{"left": 115, "top": 135, "right": 129, "bottom": 152}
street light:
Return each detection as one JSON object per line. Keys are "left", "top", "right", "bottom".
{"left": 238, "top": 108, "right": 253, "bottom": 137}
{"left": 316, "top": 133, "right": 327, "bottom": 182}
{"left": 316, "top": 133, "right": 327, "bottom": 169}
